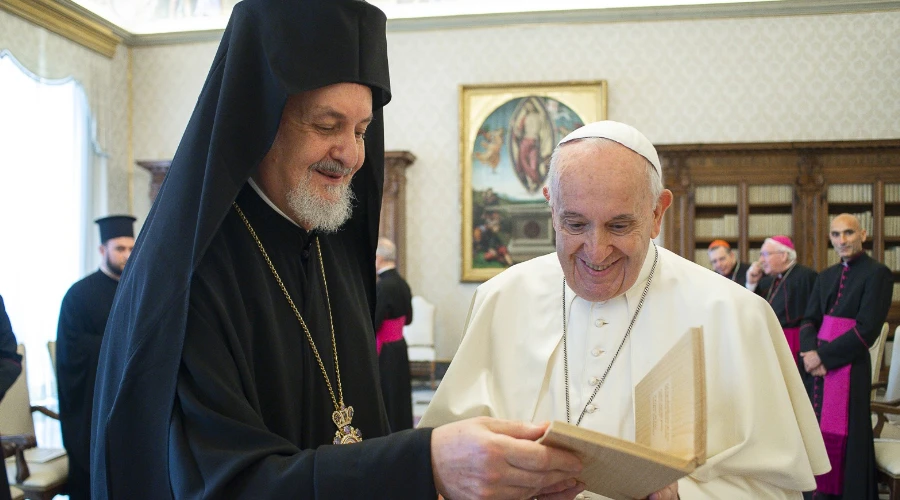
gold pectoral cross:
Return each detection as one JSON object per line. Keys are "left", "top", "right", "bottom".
{"left": 332, "top": 405, "right": 362, "bottom": 444}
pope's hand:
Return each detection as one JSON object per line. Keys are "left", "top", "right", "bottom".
{"left": 430, "top": 417, "right": 584, "bottom": 500}
{"left": 647, "top": 481, "right": 678, "bottom": 500}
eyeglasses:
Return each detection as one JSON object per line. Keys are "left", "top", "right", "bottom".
{"left": 759, "top": 251, "right": 785, "bottom": 258}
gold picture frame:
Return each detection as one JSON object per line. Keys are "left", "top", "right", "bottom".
{"left": 460, "top": 81, "right": 608, "bottom": 282}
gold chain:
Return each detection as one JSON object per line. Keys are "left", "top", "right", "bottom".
{"left": 232, "top": 202, "right": 344, "bottom": 410}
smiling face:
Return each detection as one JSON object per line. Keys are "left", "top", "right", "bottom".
{"left": 708, "top": 246, "right": 736, "bottom": 276}
{"left": 759, "top": 240, "right": 790, "bottom": 275}
{"left": 255, "top": 82, "right": 374, "bottom": 231}
{"left": 830, "top": 213, "right": 866, "bottom": 260}
{"left": 544, "top": 140, "right": 672, "bottom": 302}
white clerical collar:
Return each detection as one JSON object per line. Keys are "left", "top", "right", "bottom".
{"left": 247, "top": 178, "right": 301, "bottom": 228}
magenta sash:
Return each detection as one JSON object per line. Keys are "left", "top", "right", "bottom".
{"left": 814, "top": 314, "right": 857, "bottom": 494}
{"left": 376, "top": 316, "right": 406, "bottom": 355}
{"left": 783, "top": 326, "right": 800, "bottom": 360}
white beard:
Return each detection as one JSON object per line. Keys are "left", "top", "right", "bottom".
{"left": 286, "top": 161, "right": 356, "bottom": 233}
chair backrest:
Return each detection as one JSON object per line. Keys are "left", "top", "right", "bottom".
{"left": 0, "top": 344, "right": 35, "bottom": 437}
{"left": 403, "top": 296, "right": 435, "bottom": 347}
{"left": 871, "top": 322, "right": 889, "bottom": 384}
{"left": 886, "top": 326, "right": 900, "bottom": 402}
{"left": 47, "top": 340, "right": 56, "bottom": 376}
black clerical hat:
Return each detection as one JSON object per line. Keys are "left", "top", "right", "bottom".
{"left": 95, "top": 215, "right": 136, "bottom": 243}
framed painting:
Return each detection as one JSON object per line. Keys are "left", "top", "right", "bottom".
{"left": 460, "top": 81, "right": 608, "bottom": 282}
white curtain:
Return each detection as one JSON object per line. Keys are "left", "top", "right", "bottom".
{"left": 0, "top": 49, "right": 101, "bottom": 447}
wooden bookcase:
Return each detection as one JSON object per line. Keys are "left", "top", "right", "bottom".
{"left": 657, "top": 140, "right": 900, "bottom": 340}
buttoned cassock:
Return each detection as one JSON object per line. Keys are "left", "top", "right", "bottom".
{"left": 420, "top": 243, "right": 829, "bottom": 499}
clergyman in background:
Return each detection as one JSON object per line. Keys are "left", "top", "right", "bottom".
{"left": 799, "top": 213, "right": 894, "bottom": 499}
{"left": 707, "top": 239, "right": 751, "bottom": 287}
{"left": 374, "top": 237, "right": 414, "bottom": 432}
{"left": 746, "top": 235, "right": 817, "bottom": 361}
{"left": 57, "top": 215, "right": 135, "bottom": 500}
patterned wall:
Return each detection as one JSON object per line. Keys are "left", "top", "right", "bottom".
{"left": 128, "top": 10, "right": 900, "bottom": 358}
{"left": 0, "top": 9, "right": 130, "bottom": 271}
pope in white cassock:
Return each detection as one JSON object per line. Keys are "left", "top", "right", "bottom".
{"left": 420, "top": 121, "right": 830, "bottom": 499}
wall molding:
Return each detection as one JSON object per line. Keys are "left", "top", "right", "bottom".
{"left": 0, "top": 0, "right": 122, "bottom": 57}
{"left": 4, "top": 0, "right": 897, "bottom": 49}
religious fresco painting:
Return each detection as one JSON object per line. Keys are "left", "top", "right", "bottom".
{"left": 460, "top": 81, "right": 608, "bottom": 282}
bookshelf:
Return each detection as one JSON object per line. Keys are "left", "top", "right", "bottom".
{"left": 658, "top": 140, "right": 900, "bottom": 340}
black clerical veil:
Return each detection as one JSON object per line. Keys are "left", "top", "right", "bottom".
{"left": 91, "top": 0, "right": 390, "bottom": 497}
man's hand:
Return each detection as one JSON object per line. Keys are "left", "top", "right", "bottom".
{"left": 800, "top": 350, "right": 823, "bottom": 374}
{"left": 746, "top": 261, "right": 764, "bottom": 285}
{"left": 431, "top": 417, "right": 584, "bottom": 500}
{"left": 647, "top": 482, "right": 678, "bottom": 500}
{"left": 810, "top": 365, "right": 827, "bottom": 377}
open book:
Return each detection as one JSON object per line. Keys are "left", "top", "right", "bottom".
{"left": 538, "top": 327, "right": 706, "bottom": 500}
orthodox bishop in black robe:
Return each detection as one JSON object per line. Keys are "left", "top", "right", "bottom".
{"left": 800, "top": 252, "right": 894, "bottom": 499}
{"left": 91, "top": 1, "right": 436, "bottom": 498}
{"left": 56, "top": 270, "right": 119, "bottom": 499}
{"left": 374, "top": 267, "right": 414, "bottom": 432}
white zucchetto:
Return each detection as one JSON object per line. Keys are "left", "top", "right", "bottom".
{"left": 559, "top": 120, "right": 661, "bottom": 177}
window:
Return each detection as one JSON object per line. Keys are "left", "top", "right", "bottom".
{"left": 0, "top": 50, "right": 99, "bottom": 447}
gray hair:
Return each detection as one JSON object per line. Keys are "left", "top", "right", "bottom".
{"left": 764, "top": 237, "right": 797, "bottom": 264}
{"left": 376, "top": 237, "right": 396, "bottom": 261}
{"left": 545, "top": 137, "right": 663, "bottom": 208}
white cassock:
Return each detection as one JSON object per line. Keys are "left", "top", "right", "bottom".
{"left": 420, "top": 243, "right": 829, "bottom": 499}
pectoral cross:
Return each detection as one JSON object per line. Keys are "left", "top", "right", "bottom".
{"left": 332, "top": 405, "right": 362, "bottom": 444}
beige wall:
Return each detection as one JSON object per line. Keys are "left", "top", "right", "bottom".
{"left": 10, "top": 9, "right": 898, "bottom": 358}
{"left": 0, "top": 9, "right": 130, "bottom": 271}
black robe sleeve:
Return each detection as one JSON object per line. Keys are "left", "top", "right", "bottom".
{"left": 0, "top": 295, "right": 22, "bottom": 401}
{"left": 800, "top": 274, "right": 826, "bottom": 354}
{"left": 816, "top": 263, "right": 894, "bottom": 369}
{"left": 169, "top": 265, "right": 435, "bottom": 498}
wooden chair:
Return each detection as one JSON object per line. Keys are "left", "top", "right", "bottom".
{"left": 871, "top": 326, "right": 900, "bottom": 499}
{"left": 404, "top": 296, "right": 437, "bottom": 390}
{"left": 871, "top": 322, "right": 889, "bottom": 387}
{"left": 0, "top": 345, "right": 67, "bottom": 500}
{"left": 44, "top": 343, "right": 55, "bottom": 377}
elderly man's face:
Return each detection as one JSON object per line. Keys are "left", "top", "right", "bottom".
{"left": 830, "top": 214, "right": 866, "bottom": 259}
{"left": 759, "top": 240, "right": 789, "bottom": 275}
{"left": 545, "top": 140, "right": 671, "bottom": 302}
{"left": 256, "top": 82, "right": 373, "bottom": 231}
{"left": 707, "top": 247, "right": 736, "bottom": 275}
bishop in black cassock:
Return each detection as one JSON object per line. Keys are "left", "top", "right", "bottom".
{"left": 800, "top": 239, "right": 893, "bottom": 499}
{"left": 89, "top": 1, "right": 437, "bottom": 498}
{"left": 748, "top": 236, "right": 818, "bottom": 362}
{"left": 374, "top": 239, "right": 414, "bottom": 432}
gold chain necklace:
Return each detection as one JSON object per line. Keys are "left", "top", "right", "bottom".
{"left": 233, "top": 202, "right": 362, "bottom": 445}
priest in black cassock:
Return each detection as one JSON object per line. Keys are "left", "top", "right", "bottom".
{"left": 800, "top": 214, "right": 894, "bottom": 500}
{"left": 374, "top": 237, "right": 414, "bottom": 432}
{"left": 56, "top": 215, "right": 135, "bottom": 500}
{"left": 746, "top": 235, "right": 817, "bottom": 362}
{"left": 90, "top": 1, "right": 583, "bottom": 499}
